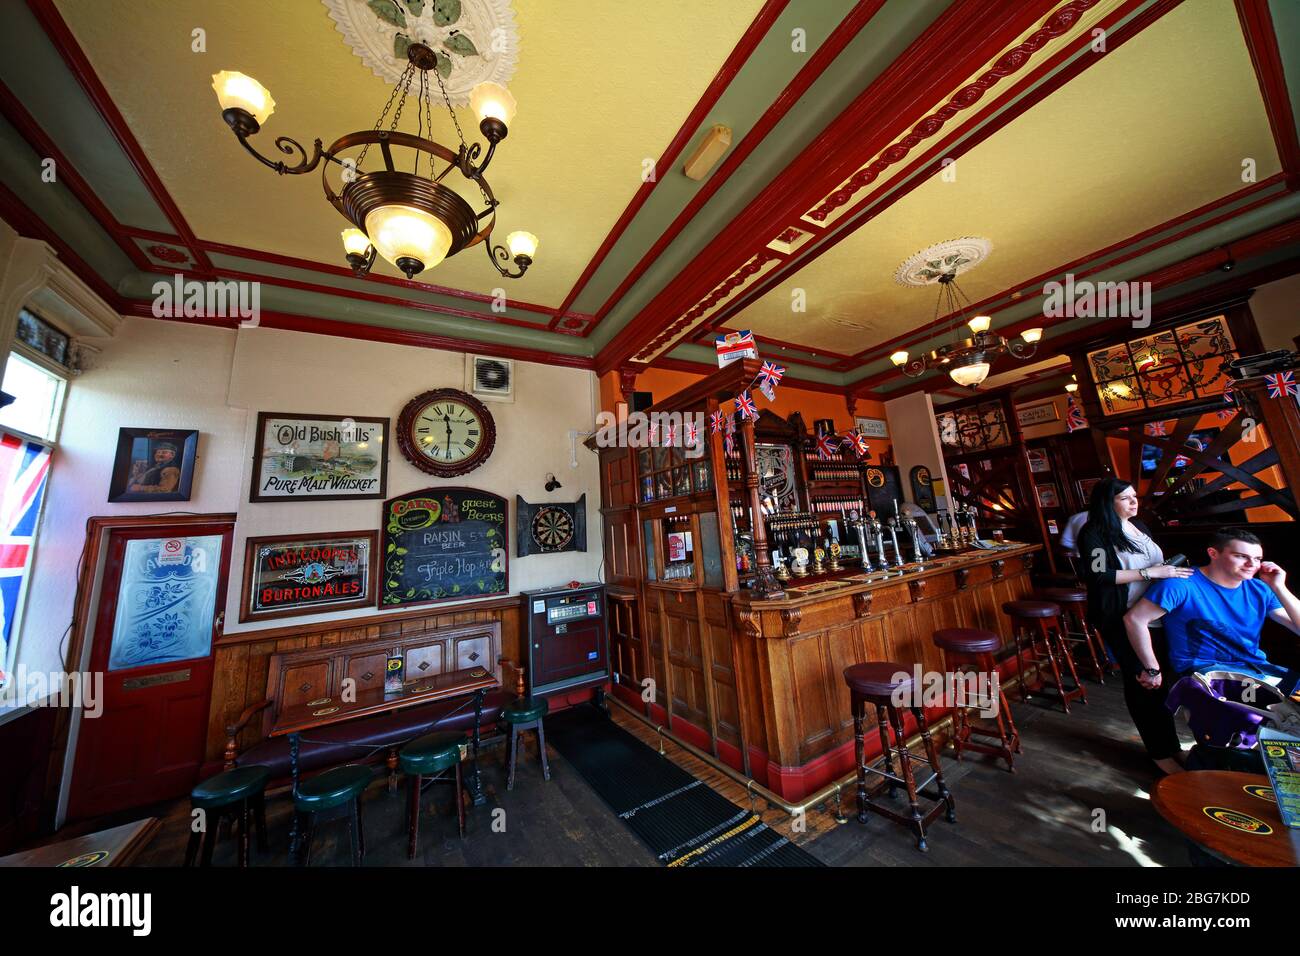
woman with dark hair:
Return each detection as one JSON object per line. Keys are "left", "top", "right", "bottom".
{"left": 1077, "top": 478, "right": 1192, "bottom": 775}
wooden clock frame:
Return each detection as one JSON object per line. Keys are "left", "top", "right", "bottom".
{"left": 396, "top": 387, "right": 497, "bottom": 477}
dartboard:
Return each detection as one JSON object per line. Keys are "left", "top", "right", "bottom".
{"left": 531, "top": 506, "right": 575, "bottom": 552}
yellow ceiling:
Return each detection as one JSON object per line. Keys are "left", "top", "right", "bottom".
{"left": 54, "top": 0, "right": 766, "bottom": 309}
{"left": 734, "top": 0, "right": 1281, "bottom": 356}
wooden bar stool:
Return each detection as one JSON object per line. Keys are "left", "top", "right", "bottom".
{"left": 184, "top": 764, "right": 270, "bottom": 867}
{"left": 399, "top": 731, "right": 466, "bottom": 859}
{"left": 503, "top": 696, "right": 550, "bottom": 791}
{"left": 292, "top": 764, "right": 372, "bottom": 866}
{"left": 931, "top": 628, "right": 1020, "bottom": 772}
{"left": 1002, "top": 599, "right": 1087, "bottom": 713}
{"left": 843, "top": 661, "right": 955, "bottom": 851}
{"left": 1033, "top": 586, "right": 1112, "bottom": 683}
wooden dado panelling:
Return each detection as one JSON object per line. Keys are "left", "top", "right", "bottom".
{"left": 734, "top": 548, "right": 1037, "bottom": 771}
{"left": 207, "top": 599, "right": 521, "bottom": 763}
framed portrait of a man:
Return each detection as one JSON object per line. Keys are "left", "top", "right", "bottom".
{"left": 108, "top": 428, "right": 199, "bottom": 502}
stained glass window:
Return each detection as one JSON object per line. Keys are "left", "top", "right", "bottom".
{"left": 1087, "top": 316, "right": 1237, "bottom": 414}
{"left": 936, "top": 401, "right": 1010, "bottom": 453}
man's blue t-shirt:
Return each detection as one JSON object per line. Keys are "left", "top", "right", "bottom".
{"left": 1143, "top": 569, "right": 1283, "bottom": 679}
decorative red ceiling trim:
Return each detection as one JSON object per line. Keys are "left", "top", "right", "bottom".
{"left": 854, "top": 214, "right": 1300, "bottom": 395}
{"left": 0, "top": 78, "right": 152, "bottom": 272}
{"left": 118, "top": 300, "right": 596, "bottom": 369}
{"left": 27, "top": 0, "right": 214, "bottom": 273}
{"left": 546, "top": 0, "right": 792, "bottom": 332}
{"left": 595, "top": 0, "right": 1064, "bottom": 375}
{"left": 845, "top": 171, "right": 1288, "bottom": 368}
{"left": 647, "top": 355, "right": 850, "bottom": 397}
{"left": 577, "top": 0, "right": 889, "bottom": 336}
{"left": 136, "top": 263, "right": 554, "bottom": 334}
{"left": 1236, "top": 0, "right": 1300, "bottom": 189}
{"left": 691, "top": 0, "right": 1166, "bottom": 362}
{"left": 189, "top": 237, "right": 592, "bottom": 328}
{"left": 0, "top": 179, "right": 126, "bottom": 309}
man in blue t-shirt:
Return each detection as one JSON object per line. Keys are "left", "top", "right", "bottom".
{"left": 1125, "top": 529, "right": 1300, "bottom": 692}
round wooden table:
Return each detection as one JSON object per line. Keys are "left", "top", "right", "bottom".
{"left": 1152, "top": 771, "right": 1299, "bottom": 867}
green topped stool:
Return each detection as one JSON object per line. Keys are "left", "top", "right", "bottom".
{"left": 293, "top": 764, "right": 372, "bottom": 866}
{"left": 399, "top": 731, "right": 466, "bottom": 859}
{"left": 185, "top": 764, "right": 270, "bottom": 867}
{"left": 503, "top": 696, "right": 550, "bottom": 791}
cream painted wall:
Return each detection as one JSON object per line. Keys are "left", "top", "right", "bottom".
{"left": 883, "top": 391, "right": 950, "bottom": 510}
{"left": 1250, "top": 275, "right": 1300, "bottom": 352}
{"left": 11, "top": 318, "right": 601, "bottom": 706}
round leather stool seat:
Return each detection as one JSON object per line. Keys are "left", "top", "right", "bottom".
{"left": 399, "top": 731, "right": 463, "bottom": 775}
{"left": 293, "top": 764, "right": 372, "bottom": 812}
{"left": 932, "top": 628, "right": 1002, "bottom": 654}
{"left": 1033, "top": 587, "right": 1087, "bottom": 605}
{"left": 1002, "top": 600, "right": 1060, "bottom": 619}
{"left": 844, "top": 661, "right": 912, "bottom": 697}
{"left": 191, "top": 765, "right": 270, "bottom": 810}
{"left": 503, "top": 696, "right": 548, "bottom": 724}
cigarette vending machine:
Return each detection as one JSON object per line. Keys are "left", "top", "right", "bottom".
{"left": 520, "top": 583, "right": 608, "bottom": 698}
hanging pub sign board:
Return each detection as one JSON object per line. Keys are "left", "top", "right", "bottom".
{"left": 240, "top": 531, "right": 378, "bottom": 623}
{"left": 379, "top": 487, "right": 508, "bottom": 608}
{"left": 715, "top": 329, "right": 758, "bottom": 367}
{"left": 909, "top": 465, "right": 937, "bottom": 512}
{"left": 1015, "top": 398, "right": 1060, "bottom": 428}
{"left": 249, "top": 412, "right": 388, "bottom": 502}
{"left": 516, "top": 494, "right": 586, "bottom": 556}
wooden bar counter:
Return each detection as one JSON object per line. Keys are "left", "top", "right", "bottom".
{"left": 727, "top": 544, "right": 1038, "bottom": 799}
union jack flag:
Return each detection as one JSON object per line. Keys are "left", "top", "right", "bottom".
{"left": 815, "top": 432, "right": 838, "bottom": 460}
{"left": 1266, "top": 370, "right": 1298, "bottom": 400}
{"left": 685, "top": 421, "right": 699, "bottom": 448}
{"left": 758, "top": 378, "right": 777, "bottom": 403}
{"left": 647, "top": 419, "right": 659, "bottom": 446}
{"left": 1223, "top": 382, "right": 1237, "bottom": 406}
{"left": 663, "top": 423, "right": 677, "bottom": 447}
{"left": 843, "top": 431, "right": 870, "bottom": 458}
{"left": 724, "top": 431, "right": 735, "bottom": 455}
{"left": 1145, "top": 421, "right": 1167, "bottom": 437}
{"left": 709, "top": 411, "right": 725, "bottom": 434}
{"left": 0, "top": 432, "right": 52, "bottom": 685}
{"left": 1066, "top": 394, "right": 1088, "bottom": 432}
{"left": 758, "top": 361, "right": 785, "bottom": 386}
{"left": 735, "top": 391, "right": 757, "bottom": 420}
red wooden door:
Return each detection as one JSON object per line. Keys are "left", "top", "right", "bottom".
{"left": 67, "top": 521, "right": 233, "bottom": 821}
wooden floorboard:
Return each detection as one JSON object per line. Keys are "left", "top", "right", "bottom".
{"left": 121, "top": 677, "right": 1196, "bottom": 866}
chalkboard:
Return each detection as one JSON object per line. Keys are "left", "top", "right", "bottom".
{"left": 379, "top": 487, "right": 508, "bottom": 608}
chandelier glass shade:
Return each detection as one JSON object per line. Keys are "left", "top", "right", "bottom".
{"left": 891, "top": 272, "right": 1043, "bottom": 387}
{"left": 212, "top": 44, "right": 534, "bottom": 281}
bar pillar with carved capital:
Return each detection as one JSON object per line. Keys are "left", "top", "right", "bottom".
{"left": 739, "top": 408, "right": 784, "bottom": 598}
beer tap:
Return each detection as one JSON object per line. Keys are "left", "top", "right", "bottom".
{"left": 901, "top": 511, "right": 925, "bottom": 568}
{"left": 886, "top": 516, "right": 905, "bottom": 569}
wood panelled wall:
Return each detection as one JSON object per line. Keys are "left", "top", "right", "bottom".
{"left": 208, "top": 599, "right": 521, "bottom": 764}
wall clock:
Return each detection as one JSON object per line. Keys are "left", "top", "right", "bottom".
{"left": 396, "top": 388, "right": 497, "bottom": 477}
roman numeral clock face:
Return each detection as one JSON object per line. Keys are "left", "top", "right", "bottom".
{"left": 396, "top": 388, "right": 496, "bottom": 477}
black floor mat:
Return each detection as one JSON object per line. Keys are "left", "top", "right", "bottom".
{"left": 546, "top": 707, "right": 823, "bottom": 867}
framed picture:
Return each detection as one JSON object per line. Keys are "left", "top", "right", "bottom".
{"left": 250, "top": 413, "right": 388, "bottom": 502}
{"left": 240, "top": 531, "right": 378, "bottom": 622}
{"left": 108, "top": 428, "right": 198, "bottom": 502}
{"left": 855, "top": 416, "right": 890, "bottom": 439}
{"left": 1077, "top": 477, "right": 1102, "bottom": 505}
{"left": 1036, "top": 483, "right": 1061, "bottom": 509}
{"left": 1015, "top": 398, "right": 1059, "bottom": 428}
{"left": 1026, "top": 447, "right": 1051, "bottom": 474}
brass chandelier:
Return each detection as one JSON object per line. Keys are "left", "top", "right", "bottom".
{"left": 890, "top": 272, "right": 1042, "bottom": 388}
{"left": 212, "top": 42, "right": 537, "bottom": 280}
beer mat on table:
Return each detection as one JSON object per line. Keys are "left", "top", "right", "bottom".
{"left": 546, "top": 708, "right": 823, "bottom": 867}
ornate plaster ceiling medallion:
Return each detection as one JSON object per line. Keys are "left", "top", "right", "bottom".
{"left": 323, "top": 0, "right": 519, "bottom": 104}
{"left": 893, "top": 237, "right": 993, "bottom": 287}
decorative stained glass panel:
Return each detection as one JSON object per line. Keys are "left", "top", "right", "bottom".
{"left": 1087, "top": 316, "right": 1237, "bottom": 414}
